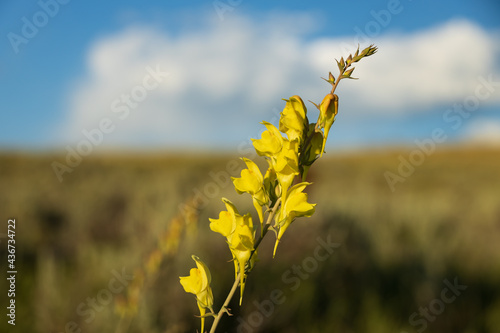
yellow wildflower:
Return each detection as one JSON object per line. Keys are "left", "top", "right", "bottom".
{"left": 251, "top": 121, "right": 283, "bottom": 157}
{"left": 232, "top": 158, "right": 268, "bottom": 225}
{"left": 179, "top": 255, "right": 214, "bottom": 333}
{"left": 209, "top": 199, "right": 256, "bottom": 304}
{"left": 279, "top": 95, "right": 308, "bottom": 142}
{"left": 273, "top": 182, "right": 316, "bottom": 256}
{"left": 274, "top": 138, "right": 299, "bottom": 198}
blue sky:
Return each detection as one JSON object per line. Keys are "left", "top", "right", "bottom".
{"left": 1, "top": 0, "right": 500, "bottom": 151}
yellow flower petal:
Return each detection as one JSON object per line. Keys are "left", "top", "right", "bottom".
{"left": 210, "top": 200, "right": 256, "bottom": 304}
{"left": 284, "top": 183, "right": 316, "bottom": 218}
{"left": 232, "top": 168, "right": 261, "bottom": 194}
{"left": 197, "top": 287, "right": 214, "bottom": 310}
{"left": 279, "top": 95, "right": 308, "bottom": 141}
{"left": 197, "top": 302, "right": 206, "bottom": 333}
{"left": 179, "top": 268, "right": 203, "bottom": 295}
{"left": 228, "top": 214, "right": 254, "bottom": 251}
{"left": 273, "top": 182, "right": 316, "bottom": 256}
{"left": 209, "top": 211, "right": 234, "bottom": 238}
{"left": 251, "top": 121, "right": 283, "bottom": 157}
{"left": 231, "top": 158, "right": 268, "bottom": 224}
{"left": 222, "top": 197, "right": 240, "bottom": 219}
{"left": 179, "top": 255, "right": 214, "bottom": 333}
{"left": 192, "top": 255, "right": 211, "bottom": 291}
{"left": 274, "top": 139, "right": 299, "bottom": 197}
{"left": 209, "top": 198, "right": 241, "bottom": 238}
{"left": 242, "top": 157, "right": 263, "bottom": 182}
{"left": 252, "top": 196, "right": 264, "bottom": 225}
{"left": 228, "top": 214, "right": 255, "bottom": 305}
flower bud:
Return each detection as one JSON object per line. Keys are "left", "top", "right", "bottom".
{"left": 318, "top": 93, "right": 338, "bottom": 157}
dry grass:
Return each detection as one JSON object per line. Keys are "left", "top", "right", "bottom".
{"left": 0, "top": 146, "right": 499, "bottom": 332}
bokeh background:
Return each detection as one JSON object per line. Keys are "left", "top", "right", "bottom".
{"left": 1, "top": 0, "right": 500, "bottom": 332}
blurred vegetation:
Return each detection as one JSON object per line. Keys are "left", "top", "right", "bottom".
{"left": 0, "top": 147, "right": 499, "bottom": 333}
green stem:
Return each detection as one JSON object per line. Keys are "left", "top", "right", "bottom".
{"left": 330, "top": 66, "right": 346, "bottom": 95}
{"left": 209, "top": 271, "right": 241, "bottom": 333}
{"left": 252, "top": 197, "right": 281, "bottom": 255}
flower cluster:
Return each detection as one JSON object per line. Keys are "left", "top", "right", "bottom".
{"left": 179, "top": 44, "right": 377, "bottom": 333}
{"left": 250, "top": 95, "right": 320, "bottom": 256}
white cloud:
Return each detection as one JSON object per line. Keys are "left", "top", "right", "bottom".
{"left": 61, "top": 14, "right": 500, "bottom": 148}
{"left": 335, "top": 19, "right": 500, "bottom": 112}
{"left": 463, "top": 118, "right": 500, "bottom": 146}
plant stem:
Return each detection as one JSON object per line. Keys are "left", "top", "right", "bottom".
{"left": 253, "top": 197, "right": 281, "bottom": 253}
{"left": 330, "top": 67, "right": 346, "bottom": 95}
{"left": 209, "top": 197, "right": 281, "bottom": 333}
{"left": 300, "top": 66, "right": 346, "bottom": 159}
{"left": 209, "top": 271, "right": 241, "bottom": 333}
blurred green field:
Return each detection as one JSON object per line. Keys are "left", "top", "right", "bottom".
{"left": 0, "top": 147, "right": 499, "bottom": 333}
